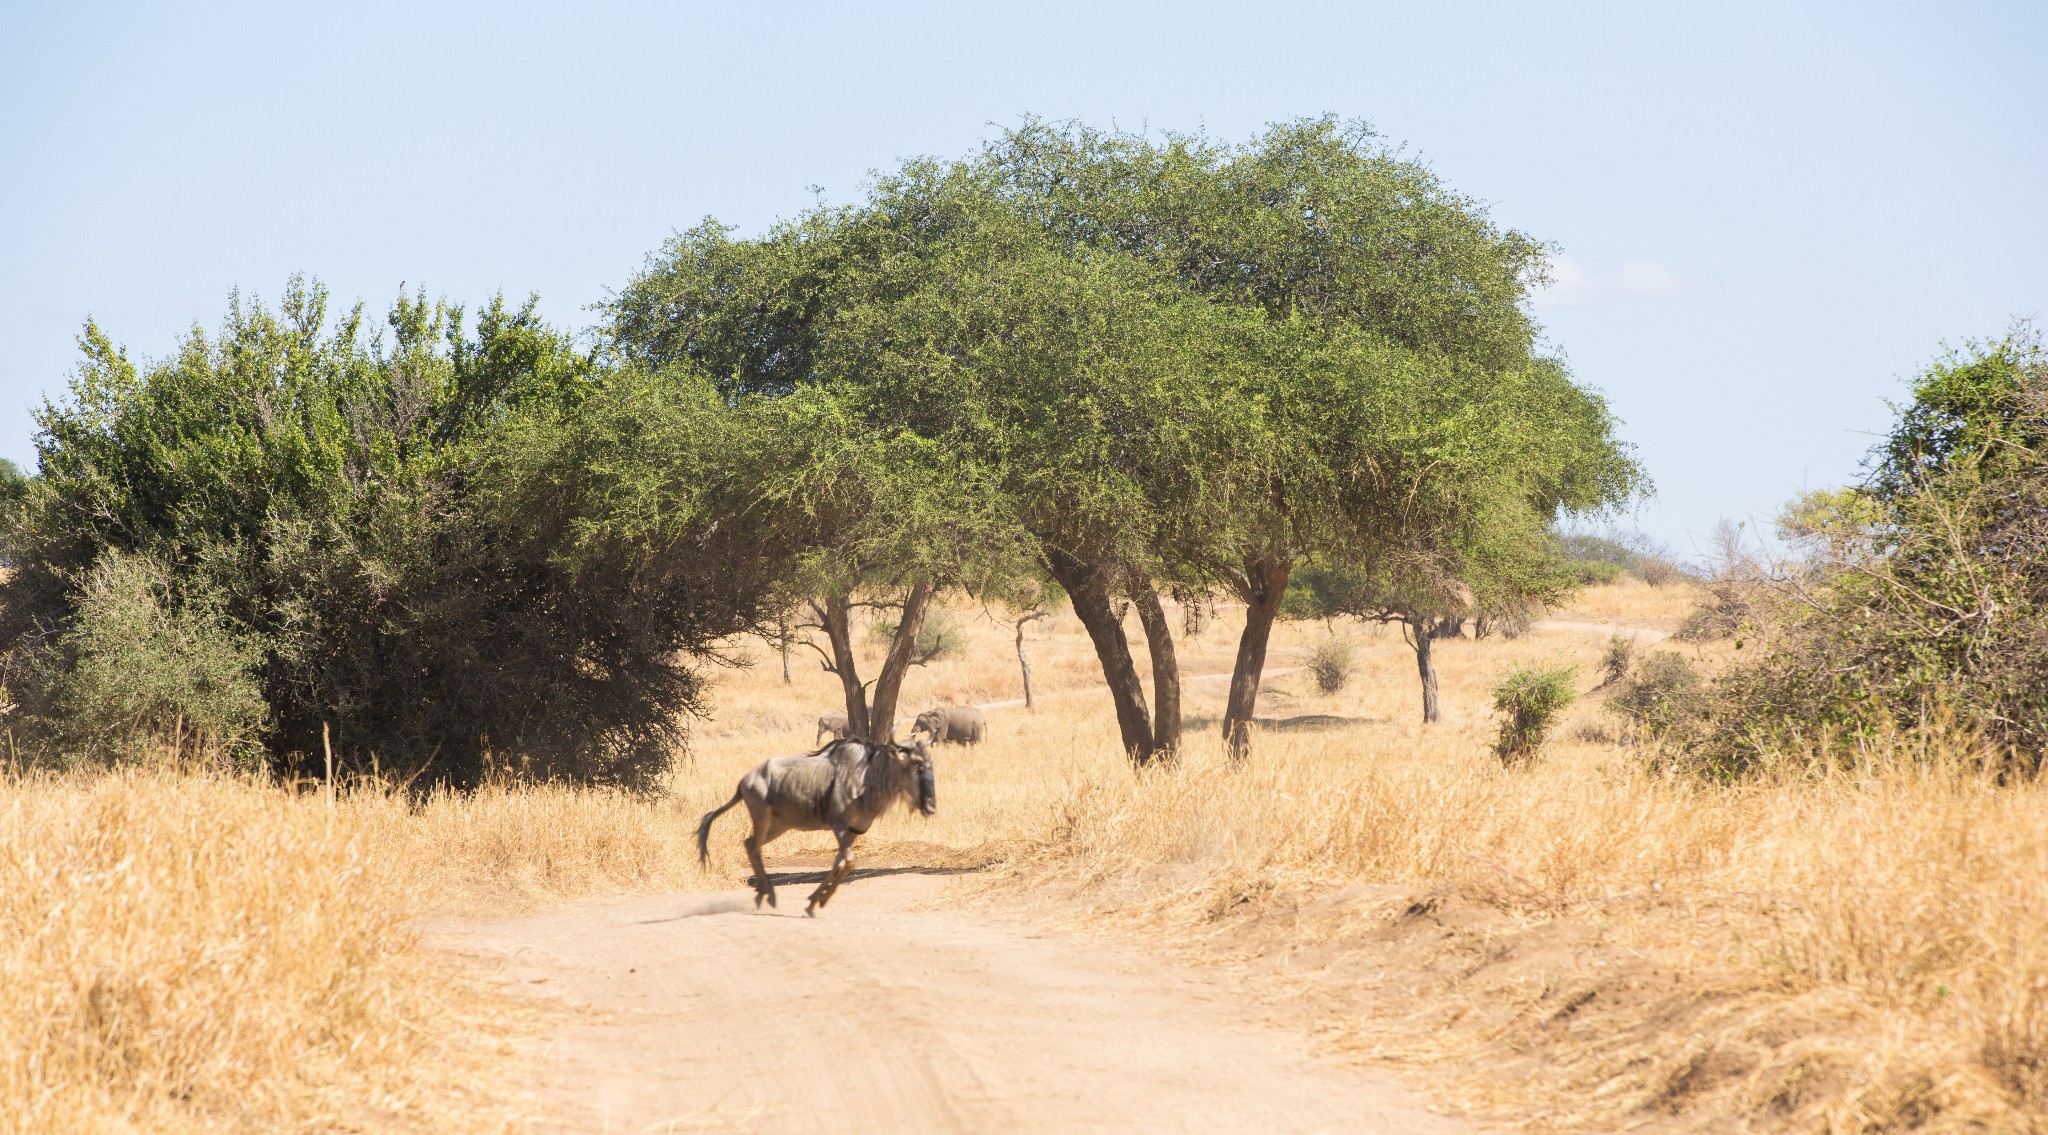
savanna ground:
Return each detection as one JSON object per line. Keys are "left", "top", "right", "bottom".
{"left": 9, "top": 580, "right": 2048, "bottom": 1133}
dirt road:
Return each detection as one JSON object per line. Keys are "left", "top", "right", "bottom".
{"left": 1535, "top": 617, "right": 1671, "bottom": 642}
{"left": 441, "top": 872, "right": 1464, "bottom": 1134}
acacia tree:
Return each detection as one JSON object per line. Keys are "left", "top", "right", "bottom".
{"left": 1286, "top": 533, "right": 1578, "bottom": 724}
{"left": 607, "top": 220, "right": 1036, "bottom": 742}
{"left": 809, "top": 188, "right": 1256, "bottom": 764}
{"left": 977, "top": 118, "right": 1638, "bottom": 758}
{"left": 771, "top": 405, "right": 1026, "bottom": 741}
{"left": 608, "top": 180, "right": 1244, "bottom": 763}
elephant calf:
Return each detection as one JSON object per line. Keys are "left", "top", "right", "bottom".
{"left": 816, "top": 712, "right": 850, "bottom": 744}
{"left": 914, "top": 705, "right": 986, "bottom": 746}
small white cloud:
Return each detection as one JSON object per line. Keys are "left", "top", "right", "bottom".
{"left": 1620, "top": 258, "right": 1681, "bottom": 296}
{"left": 1533, "top": 255, "right": 1683, "bottom": 308}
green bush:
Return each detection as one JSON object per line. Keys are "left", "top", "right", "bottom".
{"left": 1567, "top": 558, "right": 1625, "bottom": 586}
{"left": 1491, "top": 664, "right": 1577, "bottom": 763}
{"left": 1552, "top": 531, "right": 1687, "bottom": 586}
{"left": 1308, "top": 637, "right": 1355, "bottom": 693}
{"left": 1674, "top": 327, "right": 2048, "bottom": 776}
{"left": 12, "top": 551, "right": 267, "bottom": 765}
{"left": 1608, "top": 650, "right": 1704, "bottom": 742}
{"left": 0, "top": 280, "right": 793, "bottom": 788}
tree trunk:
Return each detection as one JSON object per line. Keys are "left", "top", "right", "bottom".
{"left": 1044, "top": 549, "right": 1156, "bottom": 764}
{"left": 1222, "top": 553, "right": 1291, "bottom": 764}
{"left": 777, "top": 613, "right": 792, "bottom": 685}
{"left": 815, "top": 594, "right": 872, "bottom": 740}
{"left": 1130, "top": 582, "right": 1181, "bottom": 761}
{"left": 1409, "top": 616, "right": 1441, "bottom": 724}
{"left": 867, "top": 580, "right": 934, "bottom": 742}
{"left": 1015, "top": 610, "right": 1047, "bottom": 708}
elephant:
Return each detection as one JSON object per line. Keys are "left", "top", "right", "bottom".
{"left": 816, "top": 712, "right": 851, "bottom": 744}
{"left": 913, "top": 705, "right": 986, "bottom": 746}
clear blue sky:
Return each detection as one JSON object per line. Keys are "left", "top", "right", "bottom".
{"left": 4, "top": 1, "right": 2043, "bottom": 556}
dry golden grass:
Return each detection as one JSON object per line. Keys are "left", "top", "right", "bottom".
{"left": 965, "top": 731, "right": 2048, "bottom": 1132}
{"left": 0, "top": 769, "right": 525, "bottom": 1134}
{"left": 1547, "top": 576, "right": 1698, "bottom": 631}
{"left": 11, "top": 582, "right": 2047, "bottom": 1133}
{"left": 687, "top": 585, "right": 2048, "bottom": 1132}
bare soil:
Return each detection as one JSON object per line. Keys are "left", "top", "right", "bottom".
{"left": 437, "top": 869, "right": 1468, "bottom": 1134}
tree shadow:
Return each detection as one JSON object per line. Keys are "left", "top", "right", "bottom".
{"left": 1181, "top": 713, "right": 1386, "bottom": 733}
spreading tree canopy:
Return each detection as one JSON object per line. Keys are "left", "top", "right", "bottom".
{"left": 968, "top": 119, "right": 1639, "bottom": 757}
{"left": 608, "top": 118, "right": 1640, "bottom": 763}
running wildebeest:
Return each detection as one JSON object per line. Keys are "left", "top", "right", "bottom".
{"left": 696, "top": 738, "right": 936, "bottom": 916}
{"left": 815, "top": 711, "right": 850, "bottom": 744}
{"left": 914, "top": 705, "right": 986, "bottom": 745}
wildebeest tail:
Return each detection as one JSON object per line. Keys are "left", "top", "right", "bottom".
{"left": 696, "top": 790, "right": 743, "bottom": 866}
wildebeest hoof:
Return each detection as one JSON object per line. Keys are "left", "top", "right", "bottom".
{"left": 804, "top": 903, "right": 819, "bottom": 918}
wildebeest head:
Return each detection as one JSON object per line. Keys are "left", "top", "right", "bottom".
{"left": 893, "top": 739, "right": 937, "bottom": 815}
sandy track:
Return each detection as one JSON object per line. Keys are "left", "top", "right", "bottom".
{"left": 1535, "top": 617, "right": 1671, "bottom": 642}
{"left": 439, "top": 873, "right": 1464, "bottom": 1134}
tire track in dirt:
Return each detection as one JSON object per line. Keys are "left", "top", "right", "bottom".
{"left": 439, "top": 874, "right": 1467, "bottom": 1134}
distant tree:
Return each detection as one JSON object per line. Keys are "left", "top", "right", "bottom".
{"left": 1285, "top": 562, "right": 1466, "bottom": 724}
{"left": 1285, "top": 533, "right": 1579, "bottom": 725}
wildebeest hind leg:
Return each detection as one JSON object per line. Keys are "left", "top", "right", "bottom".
{"left": 743, "top": 807, "right": 779, "bottom": 909}
{"left": 743, "top": 834, "right": 776, "bottom": 908}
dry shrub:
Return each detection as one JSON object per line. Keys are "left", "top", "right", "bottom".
{"left": 0, "top": 768, "right": 521, "bottom": 1134}
{"left": 1633, "top": 554, "right": 1684, "bottom": 587}
{"left": 1673, "top": 575, "right": 1762, "bottom": 643}
{"left": 1608, "top": 649, "right": 1706, "bottom": 742}
{"left": 1308, "top": 637, "right": 1355, "bottom": 693}
{"left": 1594, "top": 632, "right": 1636, "bottom": 689}
{"left": 1569, "top": 716, "right": 1618, "bottom": 744}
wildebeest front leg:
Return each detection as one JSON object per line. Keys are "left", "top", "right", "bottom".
{"left": 806, "top": 827, "right": 858, "bottom": 916}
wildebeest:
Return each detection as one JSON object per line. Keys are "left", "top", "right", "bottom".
{"left": 696, "top": 738, "right": 936, "bottom": 916}
{"left": 815, "top": 711, "right": 850, "bottom": 744}
{"left": 914, "top": 705, "right": 986, "bottom": 745}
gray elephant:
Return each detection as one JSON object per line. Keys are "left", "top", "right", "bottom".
{"left": 815, "top": 712, "right": 850, "bottom": 745}
{"left": 914, "top": 705, "right": 986, "bottom": 745}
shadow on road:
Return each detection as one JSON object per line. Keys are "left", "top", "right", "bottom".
{"left": 632, "top": 866, "right": 981, "bottom": 923}
{"left": 767, "top": 864, "right": 982, "bottom": 886}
